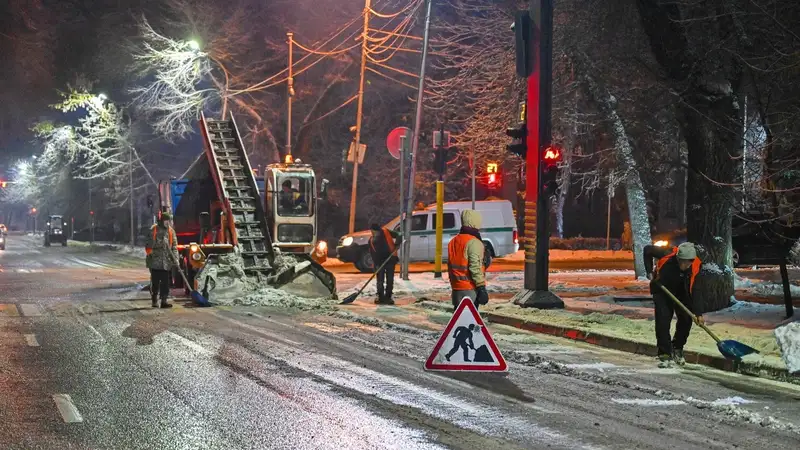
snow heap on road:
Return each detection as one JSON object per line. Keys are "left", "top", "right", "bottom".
{"left": 195, "top": 248, "right": 334, "bottom": 310}
{"left": 774, "top": 321, "right": 800, "bottom": 374}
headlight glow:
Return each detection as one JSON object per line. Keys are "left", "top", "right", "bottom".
{"left": 341, "top": 236, "right": 353, "bottom": 247}
{"left": 317, "top": 240, "right": 328, "bottom": 252}
{"left": 654, "top": 240, "right": 669, "bottom": 247}
{"left": 191, "top": 252, "right": 202, "bottom": 261}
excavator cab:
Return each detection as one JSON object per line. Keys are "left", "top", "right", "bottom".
{"left": 264, "top": 157, "right": 328, "bottom": 264}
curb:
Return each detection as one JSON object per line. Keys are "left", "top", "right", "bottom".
{"left": 483, "top": 312, "right": 798, "bottom": 385}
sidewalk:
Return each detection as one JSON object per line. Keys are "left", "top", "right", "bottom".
{"left": 334, "top": 269, "right": 799, "bottom": 382}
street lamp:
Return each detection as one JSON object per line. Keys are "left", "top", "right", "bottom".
{"left": 188, "top": 39, "right": 200, "bottom": 52}
{"left": 97, "top": 93, "right": 107, "bottom": 102}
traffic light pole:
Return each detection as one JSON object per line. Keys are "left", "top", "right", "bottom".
{"left": 512, "top": 0, "right": 563, "bottom": 309}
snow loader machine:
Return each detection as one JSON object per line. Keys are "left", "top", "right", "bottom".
{"left": 157, "top": 112, "right": 336, "bottom": 301}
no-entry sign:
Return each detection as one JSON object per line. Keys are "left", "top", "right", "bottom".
{"left": 386, "top": 126, "right": 411, "bottom": 160}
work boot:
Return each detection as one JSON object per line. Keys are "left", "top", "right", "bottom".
{"left": 672, "top": 348, "right": 686, "bottom": 366}
{"left": 151, "top": 296, "right": 158, "bottom": 308}
{"left": 657, "top": 353, "right": 673, "bottom": 368}
{"left": 378, "top": 296, "right": 395, "bottom": 305}
{"left": 160, "top": 298, "right": 173, "bottom": 309}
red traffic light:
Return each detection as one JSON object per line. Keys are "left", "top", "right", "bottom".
{"left": 90, "top": 210, "right": 94, "bottom": 215}
{"left": 488, "top": 173, "right": 497, "bottom": 184}
{"left": 543, "top": 146, "right": 562, "bottom": 165}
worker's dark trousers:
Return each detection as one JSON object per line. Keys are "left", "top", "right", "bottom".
{"left": 653, "top": 292, "right": 693, "bottom": 355}
{"left": 376, "top": 257, "right": 396, "bottom": 299}
{"left": 150, "top": 269, "right": 171, "bottom": 300}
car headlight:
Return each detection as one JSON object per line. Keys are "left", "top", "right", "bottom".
{"left": 654, "top": 240, "right": 669, "bottom": 247}
{"left": 341, "top": 236, "right": 353, "bottom": 247}
{"left": 191, "top": 252, "right": 202, "bottom": 261}
{"left": 317, "top": 240, "right": 328, "bottom": 252}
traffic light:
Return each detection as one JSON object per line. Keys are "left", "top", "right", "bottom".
{"left": 513, "top": 11, "right": 534, "bottom": 78}
{"left": 433, "top": 149, "right": 448, "bottom": 176}
{"left": 541, "top": 146, "right": 562, "bottom": 196}
{"left": 506, "top": 123, "right": 527, "bottom": 158}
{"left": 487, "top": 162, "right": 501, "bottom": 189}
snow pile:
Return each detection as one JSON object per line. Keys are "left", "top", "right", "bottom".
{"left": 352, "top": 272, "right": 523, "bottom": 297}
{"left": 735, "top": 276, "right": 800, "bottom": 297}
{"left": 711, "top": 396, "right": 755, "bottom": 406}
{"left": 725, "top": 299, "right": 785, "bottom": 314}
{"left": 774, "top": 322, "right": 800, "bottom": 374}
{"left": 195, "top": 249, "right": 333, "bottom": 309}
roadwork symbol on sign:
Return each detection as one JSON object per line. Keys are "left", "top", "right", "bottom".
{"left": 424, "top": 298, "right": 508, "bottom": 372}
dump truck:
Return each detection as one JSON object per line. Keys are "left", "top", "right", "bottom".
{"left": 158, "top": 112, "right": 336, "bottom": 301}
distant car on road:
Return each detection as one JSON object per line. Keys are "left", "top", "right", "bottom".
{"left": 44, "top": 215, "right": 68, "bottom": 247}
{"left": 652, "top": 215, "right": 800, "bottom": 267}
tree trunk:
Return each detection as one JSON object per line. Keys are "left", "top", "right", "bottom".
{"left": 681, "top": 99, "right": 739, "bottom": 311}
{"left": 554, "top": 138, "right": 572, "bottom": 239}
{"left": 580, "top": 67, "right": 651, "bottom": 278}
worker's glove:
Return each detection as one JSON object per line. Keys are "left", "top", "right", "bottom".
{"left": 475, "top": 286, "right": 489, "bottom": 305}
{"left": 694, "top": 315, "right": 705, "bottom": 326}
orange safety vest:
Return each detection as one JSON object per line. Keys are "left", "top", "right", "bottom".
{"left": 370, "top": 227, "right": 396, "bottom": 254}
{"left": 145, "top": 225, "right": 174, "bottom": 255}
{"left": 448, "top": 233, "right": 479, "bottom": 291}
{"left": 655, "top": 247, "right": 702, "bottom": 293}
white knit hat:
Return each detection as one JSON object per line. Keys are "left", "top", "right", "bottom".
{"left": 676, "top": 242, "right": 697, "bottom": 260}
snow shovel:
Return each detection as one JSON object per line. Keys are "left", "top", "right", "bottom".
{"left": 655, "top": 282, "right": 758, "bottom": 360}
{"left": 170, "top": 253, "right": 210, "bottom": 307}
{"left": 341, "top": 249, "right": 399, "bottom": 305}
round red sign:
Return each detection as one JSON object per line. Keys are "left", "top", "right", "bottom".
{"left": 386, "top": 126, "right": 412, "bottom": 160}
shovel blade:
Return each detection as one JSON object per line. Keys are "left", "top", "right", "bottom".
{"left": 340, "top": 293, "right": 358, "bottom": 305}
{"left": 191, "top": 290, "right": 211, "bottom": 307}
{"left": 718, "top": 340, "right": 759, "bottom": 360}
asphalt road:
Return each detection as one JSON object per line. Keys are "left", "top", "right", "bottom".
{"left": 1, "top": 234, "right": 799, "bottom": 449}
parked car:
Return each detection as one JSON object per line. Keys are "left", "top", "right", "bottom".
{"left": 337, "top": 200, "right": 519, "bottom": 273}
{"left": 652, "top": 215, "right": 800, "bottom": 267}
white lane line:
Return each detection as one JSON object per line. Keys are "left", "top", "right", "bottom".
{"left": 24, "top": 334, "right": 40, "bottom": 347}
{"left": 611, "top": 398, "right": 686, "bottom": 406}
{"left": 18, "top": 303, "right": 44, "bottom": 316}
{"left": 52, "top": 394, "right": 84, "bottom": 423}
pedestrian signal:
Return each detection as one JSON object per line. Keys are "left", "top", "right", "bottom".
{"left": 424, "top": 298, "right": 508, "bottom": 372}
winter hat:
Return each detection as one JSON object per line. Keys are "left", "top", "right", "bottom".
{"left": 370, "top": 223, "right": 381, "bottom": 231}
{"left": 461, "top": 209, "right": 482, "bottom": 229}
{"left": 676, "top": 242, "right": 697, "bottom": 260}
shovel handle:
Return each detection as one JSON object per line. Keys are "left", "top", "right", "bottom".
{"left": 655, "top": 282, "right": 722, "bottom": 344}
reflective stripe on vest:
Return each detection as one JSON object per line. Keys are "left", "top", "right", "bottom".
{"left": 146, "top": 225, "right": 174, "bottom": 255}
{"left": 370, "top": 227, "right": 396, "bottom": 254}
{"left": 655, "top": 247, "right": 701, "bottom": 294}
{"left": 448, "top": 234, "right": 478, "bottom": 290}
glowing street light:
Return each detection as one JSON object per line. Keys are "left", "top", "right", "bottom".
{"left": 97, "top": 93, "right": 108, "bottom": 102}
{"left": 188, "top": 40, "right": 201, "bottom": 52}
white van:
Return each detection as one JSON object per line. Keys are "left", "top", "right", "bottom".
{"left": 336, "top": 200, "right": 519, "bottom": 273}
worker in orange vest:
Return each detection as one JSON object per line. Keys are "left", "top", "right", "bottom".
{"left": 448, "top": 210, "right": 488, "bottom": 310}
{"left": 644, "top": 242, "right": 704, "bottom": 367}
{"left": 145, "top": 212, "right": 179, "bottom": 308}
{"left": 369, "top": 224, "right": 401, "bottom": 304}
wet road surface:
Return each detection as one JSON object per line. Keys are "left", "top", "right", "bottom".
{"left": 1, "top": 234, "right": 799, "bottom": 449}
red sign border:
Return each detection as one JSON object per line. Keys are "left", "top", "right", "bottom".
{"left": 424, "top": 298, "right": 508, "bottom": 372}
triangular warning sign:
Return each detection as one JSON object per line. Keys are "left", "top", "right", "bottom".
{"left": 424, "top": 298, "right": 507, "bottom": 372}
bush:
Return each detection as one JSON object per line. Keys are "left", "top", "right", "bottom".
{"left": 549, "top": 237, "right": 622, "bottom": 251}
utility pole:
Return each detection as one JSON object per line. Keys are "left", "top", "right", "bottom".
{"left": 401, "top": 0, "right": 433, "bottom": 278}
{"left": 348, "top": 0, "right": 371, "bottom": 233}
{"left": 471, "top": 147, "right": 476, "bottom": 209}
{"left": 286, "top": 32, "right": 294, "bottom": 157}
{"left": 130, "top": 146, "right": 135, "bottom": 246}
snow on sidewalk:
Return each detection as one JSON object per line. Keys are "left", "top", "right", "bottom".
{"left": 499, "top": 249, "right": 633, "bottom": 262}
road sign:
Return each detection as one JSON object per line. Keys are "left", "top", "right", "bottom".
{"left": 424, "top": 298, "right": 508, "bottom": 372}
{"left": 347, "top": 142, "right": 366, "bottom": 164}
{"left": 386, "top": 126, "right": 412, "bottom": 160}
{"left": 432, "top": 130, "right": 451, "bottom": 149}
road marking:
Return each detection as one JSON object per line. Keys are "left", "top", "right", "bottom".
{"left": 24, "top": 334, "right": 39, "bottom": 347}
{"left": 611, "top": 398, "right": 686, "bottom": 406}
{"left": 0, "top": 303, "right": 20, "bottom": 317}
{"left": 52, "top": 394, "right": 83, "bottom": 423}
{"left": 18, "top": 303, "right": 43, "bottom": 316}
{"left": 565, "top": 362, "right": 618, "bottom": 371}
